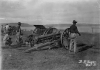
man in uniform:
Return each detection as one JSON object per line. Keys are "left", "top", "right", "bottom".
{"left": 16, "top": 22, "right": 21, "bottom": 38}
{"left": 16, "top": 22, "right": 23, "bottom": 46}
{"left": 69, "top": 20, "right": 81, "bottom": 53}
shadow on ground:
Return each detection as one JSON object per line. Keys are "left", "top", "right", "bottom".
{"left": 77, "top": 43, "right": 93, "bottom": 52}
{"left": 2, "top": 43, "right": 93, "bottom": 53}
{"left": 2, "top": 44, "right": 27, "bottom": 49}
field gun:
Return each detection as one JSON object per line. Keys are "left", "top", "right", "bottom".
{"left": 25, "top": 25, "right": 69, "bottom": 52}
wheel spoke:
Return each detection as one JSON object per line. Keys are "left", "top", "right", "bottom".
{"left": 61, "top": 28, "right": 69, "bottom": 49}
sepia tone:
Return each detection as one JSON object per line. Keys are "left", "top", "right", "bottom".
{"left": 0, "top": 0, "right": 100, "bottom": 70}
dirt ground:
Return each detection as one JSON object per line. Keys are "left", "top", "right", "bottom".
{"left": 1, "top": 33, "right": 100, "bottom": 70}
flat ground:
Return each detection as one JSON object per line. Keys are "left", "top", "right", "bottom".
{"left": 1, "top": 32, "right": 100, "bottom": 70}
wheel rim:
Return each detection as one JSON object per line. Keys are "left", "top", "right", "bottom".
{"left": 61, "top": 29, "right": 69, "bottom": 49}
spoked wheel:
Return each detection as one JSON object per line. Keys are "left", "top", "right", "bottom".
{"left": 61, "top": 28, "right": 70, "bottom": 50}
{"left": 52, "top": 28, "right": 59, "bottom": 34}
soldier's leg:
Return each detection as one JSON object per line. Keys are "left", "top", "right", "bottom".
{"left": 69, "top": 39, "right": 73, "bottom": 52}
{"left": 73, "top": 38, "right": 77, "bottom": 53}
{"left": 16, "top": 32, "right": 20, "bottom": 44}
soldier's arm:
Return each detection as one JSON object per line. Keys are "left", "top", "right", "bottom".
{"left": 76, "top": 27, "right": 81, "bottom": 36}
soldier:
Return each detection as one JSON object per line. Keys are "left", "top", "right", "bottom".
{"left": 17, "top": 22, "right": 21, "bottom": 34}
{"left": 5, "top": 24, "right": 10, "bottom": 33}
{"left": 8, "top": 26, "right": 12, "bottom": 35}
{"left": 16, "top": 22, "right": 23, "bottom": 45}
{"left": 3, "top": 24, "right": 10, "bottom": 46}
{"left": 1, "top": 25, "right": 4, "bottom": 35}
{"left": 69, "top": 20, "right": 81, "bottom": 53}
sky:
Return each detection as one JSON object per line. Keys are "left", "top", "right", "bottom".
{"left": 0, "top": 0, "right": 99, "bottom": 25}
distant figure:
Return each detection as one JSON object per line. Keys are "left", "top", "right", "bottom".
{"left": 17, "top": 22, "right": 21, "bottom": 34}
{"left": 69, "top": 20, "right": 81, "bottom": 53}
{"left": 16, "top": 22, "right": 23, "bottom": 46}
{"left": 8, "top": 26, "right": 12, "bottom": 35}
{"left": 5, "top": 24, "right": 10, "bottom": 34}
{"left": 1, "top": 25, "right": 4, "bottom": 34}
{"left": 3, "top": 24, "right": 10, "bottom": 45}
{"left": 16, "top": 22, "right": 22, "bottom": 41}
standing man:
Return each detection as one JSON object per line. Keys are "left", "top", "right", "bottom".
{"left": 1, "top": 25, "right": 4, "bottom": 35}
{"left": 16, "top": 22, "right": 22, "bottom": 42}
{"left": 69, "top": 20, "right": 81, "bottom": 53}
{"left": 17, "top": 22, "right": 21, "bottom": 34}
{"left": 5, "top": 24, "right": 10, "bottom": 34}
{"left": 16, "top": 22, "right": 23, "bottom": 46}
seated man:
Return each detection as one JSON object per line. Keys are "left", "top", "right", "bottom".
{"left": 25, "top": 34, "right": 34, "bottom": 47}
{"left": 5, "top": 37, "right": 12, "bottom": 46}
{"left": 3, "top": 34, "right": 12, "bottom": 46}
{"left": 3, "top": 24, "right": 10, "bottom": 46}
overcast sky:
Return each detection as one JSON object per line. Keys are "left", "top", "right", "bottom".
{"left": 0, "top": 0, "right": 99, "bottom": 24}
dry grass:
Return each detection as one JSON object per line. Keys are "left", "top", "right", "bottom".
{"left": 77, "top": 32, "right": 100, "bottom": 47}
{"left": 1, "top": 31, "right": 100, "bottom": 70}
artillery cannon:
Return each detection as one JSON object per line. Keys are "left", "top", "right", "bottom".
{"left": 25, "top": 25, "right": 70, "bottom": 52}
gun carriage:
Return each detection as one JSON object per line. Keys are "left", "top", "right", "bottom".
{"left": 25, "top": 25, "right": 69, "bottom": 52}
